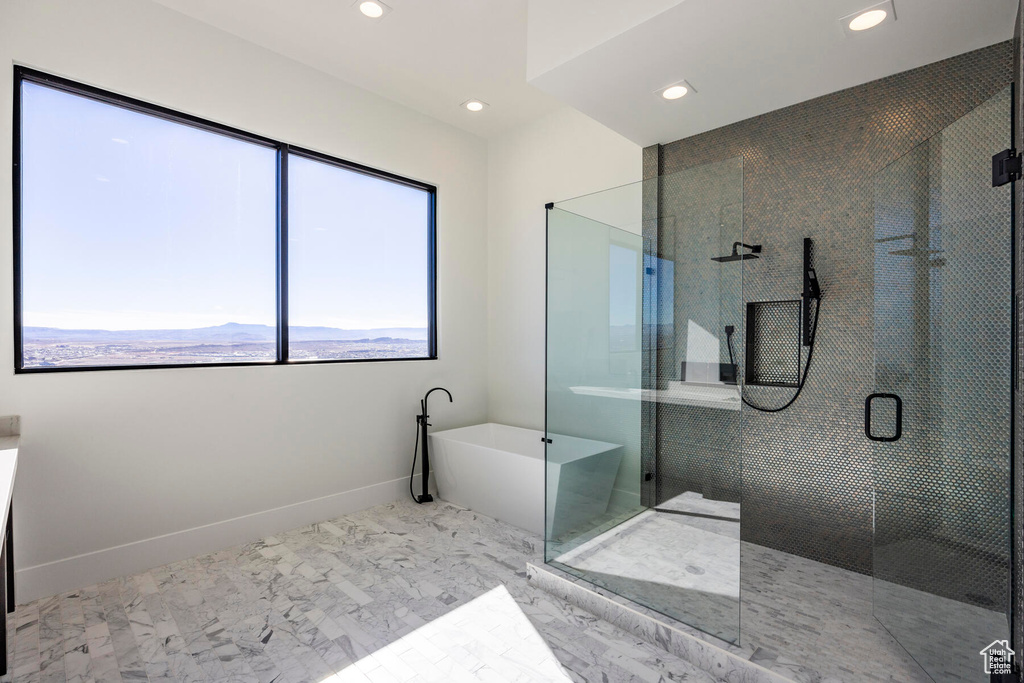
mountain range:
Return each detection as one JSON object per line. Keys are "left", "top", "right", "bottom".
{"left": 24, "top": 322, "right": 427, "bottom": 342}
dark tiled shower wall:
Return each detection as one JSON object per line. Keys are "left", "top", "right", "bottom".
{"left": 1014, "top": 0, "right": 1023, "bottom": 659}
{"left": 645, "top": 42, "right": 1014, "bottom": 576}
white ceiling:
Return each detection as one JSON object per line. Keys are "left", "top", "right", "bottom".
{"left": 149, "top": 0, "right": 559, "bottom": 139}
{"left": 527, "top": 0, "right": 1019, "bottom": 147}
{"left": 525, "top": 0, "right": 685, "bottom": 82}
{"left": 151, "top": 0, "right": 1017, "bottom": 146}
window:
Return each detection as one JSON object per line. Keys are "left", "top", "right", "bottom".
{"left": 644, "top": 254, "right": 674, "bottom": 349}
{"left": 287, "top": 153, "right": 432, "bottom": 361}
{"left": 608, "top": 243, "right": 639, "bottom": 353}
{"left": 14, "top": 68, "right": 437, "bottom": 372}
{"left": 18, "top": 79, "right": 278, "bottom": 368}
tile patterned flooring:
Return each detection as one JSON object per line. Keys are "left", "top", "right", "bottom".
{"left": 1, "top": 500, "right": 721, "bottom": 683}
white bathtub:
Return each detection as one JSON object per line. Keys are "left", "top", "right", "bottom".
{"left": 429, "top": 423, "right": 623, "bottom": 538}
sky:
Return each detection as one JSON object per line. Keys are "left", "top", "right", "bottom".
{"left": 21, "top": 81, "right": 429, "bottom": 331}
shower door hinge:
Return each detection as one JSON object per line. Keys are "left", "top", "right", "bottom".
{"left": 993, "top": 148, "right": 1021, "bottom": 187}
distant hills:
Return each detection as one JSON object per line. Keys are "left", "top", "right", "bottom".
{"left": 24, "top": 322, "right": 428, "bottom": 343}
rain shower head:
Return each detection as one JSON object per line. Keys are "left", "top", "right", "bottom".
{"left": 711, "top": 253, "right": 759, "bottom": 263}
{"left": 712, "top": 242, "right": 762, "bottom": 263}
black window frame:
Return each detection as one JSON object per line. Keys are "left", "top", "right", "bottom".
{"left": 12, "top": 66, "right": 438, "bottom": 373}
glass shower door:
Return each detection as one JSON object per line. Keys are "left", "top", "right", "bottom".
{"left": 870, "top": 86, "right": 1013, "bottom": 682}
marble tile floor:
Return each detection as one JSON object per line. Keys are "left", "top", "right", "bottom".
{"left": 325, "top": 584, "right": 572, "bottom": 682}
{"left": 744, "top": 543, "right": 1010, "bottom": 683}
{"left": 1, "top": 499, "right": 724, "bottom": 683}
{"left": 872, "top": 579, "right": 1007, "bottom": 683}
{"left": 740, "top": 544, "right": 935, "bottom": 683}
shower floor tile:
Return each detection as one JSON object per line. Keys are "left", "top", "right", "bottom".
{"left": 554, "top": 511, "right": 740, "bottom": 641}
{"left": 550, "top": 505, "right": 1004, "bottom": 682}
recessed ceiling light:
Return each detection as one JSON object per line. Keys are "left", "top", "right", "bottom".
{"left": 461, "top": 99, "right": 488, "bottom": 112}
{"left": 840, "top": 1, "right": 895, "bottom": 36}
{"left": 353, "top": 0, "right": 391, "bottom": 19}
{"left": 849, "top": 9, "right": 886, "bottom": 30}
{"left": 662, "top": 85, "right": 688, "bottom": 100}
{"left": 654, "top": 80, "right": 695, "bottom": 101}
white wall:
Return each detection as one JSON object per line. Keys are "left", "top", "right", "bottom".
{"left": 486, "top": 107, "right": 641, "bottom": 431}
{"left": 1, "top": 0, "right": 490, "bottom": 601}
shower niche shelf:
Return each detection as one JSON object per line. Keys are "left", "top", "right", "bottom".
{"left": 745, "top": 299, "right": 801, "bottom": 387}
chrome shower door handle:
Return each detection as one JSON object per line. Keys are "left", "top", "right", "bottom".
{"left": 865, "top": 393, "right": 903, "bottom": 442}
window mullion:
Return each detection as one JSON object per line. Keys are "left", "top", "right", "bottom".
{"left": 277, "top": 146, "right": 289, "bottom": 363}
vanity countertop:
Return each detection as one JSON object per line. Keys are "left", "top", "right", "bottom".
{"left": 0, "top": 437, "right": 19, "bottom": 540}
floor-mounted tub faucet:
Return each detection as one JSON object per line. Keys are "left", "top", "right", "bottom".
{"left": 411, "top": 387, "right": 453, "bottom": 504}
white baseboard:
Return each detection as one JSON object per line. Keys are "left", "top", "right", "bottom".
{"left": 16, "top": 474, "right": 430, "bottom": 604}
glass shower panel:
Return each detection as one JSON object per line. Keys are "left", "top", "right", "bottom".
{"left": 871, "top": 86, "right": 1012, "bottom": 682}
{"left": 648, "top": 159, "right": 744, "bottom": 643}
{"left": 546, "top": 162, "right": 743, "bottom": 644}
{"left": 545, "top": 205, "right": 645, "bottom": 565}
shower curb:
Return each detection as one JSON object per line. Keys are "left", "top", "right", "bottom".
{"left": 526, "top": 563, "right": 825, "bottom": 683}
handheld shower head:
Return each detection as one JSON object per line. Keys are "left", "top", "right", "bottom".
{"left": 712, "top": 242, "right": 762, "bottom": 263}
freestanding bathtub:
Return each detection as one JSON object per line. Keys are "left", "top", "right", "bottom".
{"left": 429, "top": 423, "right": 623, "bottom": 538}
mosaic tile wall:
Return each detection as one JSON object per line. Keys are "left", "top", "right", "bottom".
{"left": 653, "top": 159, "right": 745, "bottom": 509}
{"left": 1014, "top": 0, "right": 1023, "bottom": 659}
{"left": 647, "top": 42, "right": 1015, "bottom": 579}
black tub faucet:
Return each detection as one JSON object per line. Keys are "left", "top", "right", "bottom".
{"left": 414, "top": 387, "right": 453, "bottom": 504}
